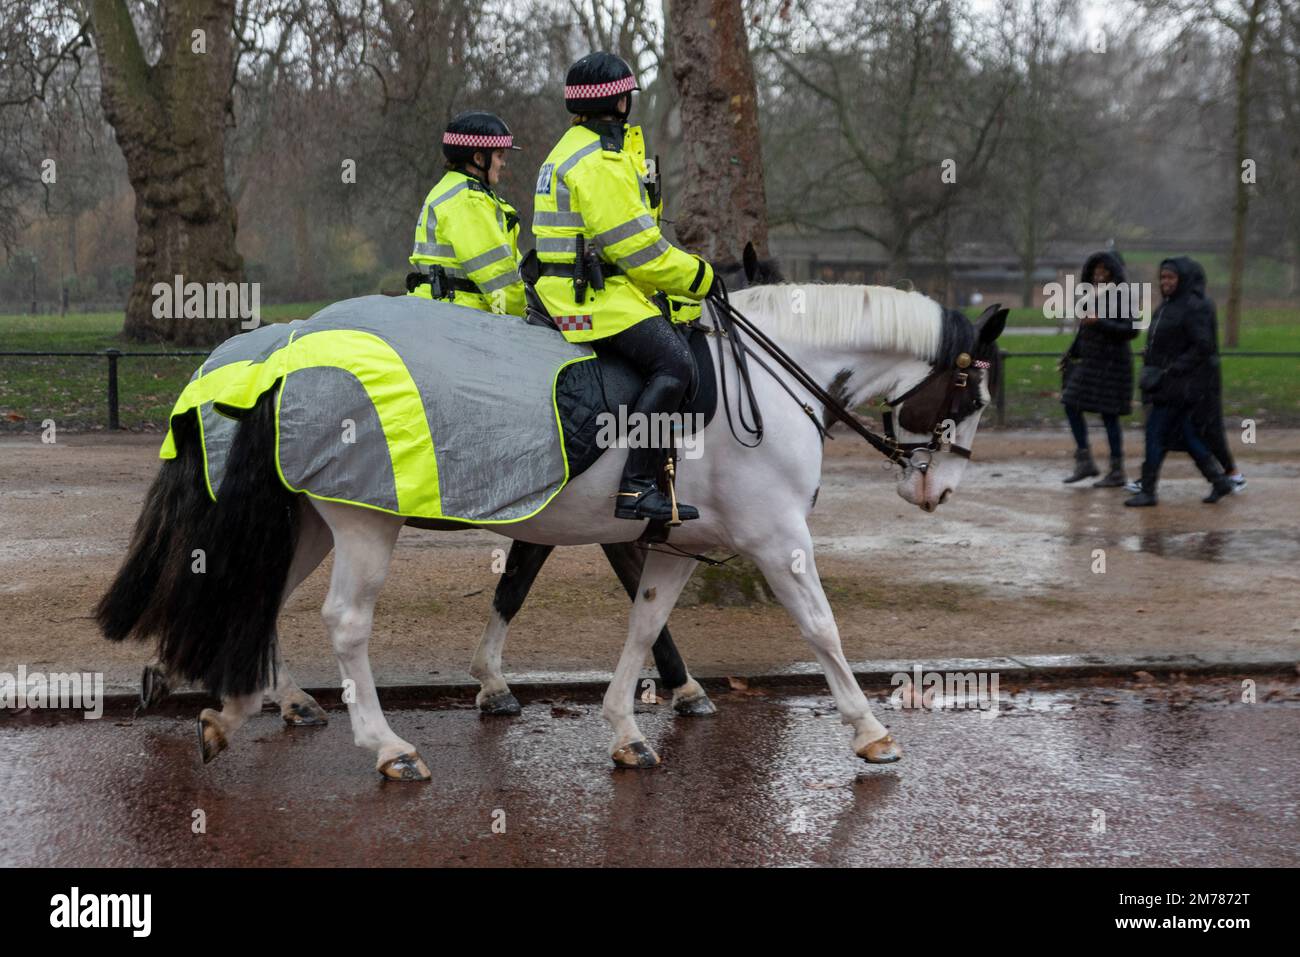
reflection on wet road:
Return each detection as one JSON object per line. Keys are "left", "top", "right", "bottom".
{"left": 2, "top": 677, "right": 1295, "bottom": 867}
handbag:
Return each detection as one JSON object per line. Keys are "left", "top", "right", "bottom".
{"left": 1138, "top": 365, "right": 1164, "bottom": 393}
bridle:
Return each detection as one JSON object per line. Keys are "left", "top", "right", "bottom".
{"left": 880, "top": 354, "right": 993, "bottom": 469}
{"left": 704, "top": 281, "right": 992, "bottom": 474}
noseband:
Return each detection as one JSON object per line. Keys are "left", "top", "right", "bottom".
{"left": 882, "top": 354, "right": 991, "bottom": 472}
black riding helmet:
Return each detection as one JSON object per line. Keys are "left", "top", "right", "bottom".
{"left": 564, "top": 52, "right": 640, "bottom": 119}
{"left": 442, "top": 111, "right": 522, "bottom": 173}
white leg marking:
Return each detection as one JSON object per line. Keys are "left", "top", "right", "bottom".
{"left": 744, "top": 524, "right": 889, "bottom": 752}
{"left": 602, "top": 551, "right": 698, "bottom": 761}
{"left": 314, "top": 502, "right": 414, "bottom": 767}
{"left": 470, "top": 609, "right": 513, "bottom": 705}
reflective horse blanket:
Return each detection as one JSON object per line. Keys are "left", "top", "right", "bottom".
{"left": 161, "top": 295, "right": 594, "bottom": 523}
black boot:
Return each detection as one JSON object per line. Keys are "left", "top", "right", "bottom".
{"left": 1093, "top": 456, "right": 1126, "bottom": 488}
{"left": 1194, "top": 456, "right": 1235, "bottom": 504}
{"left": 1063, "top": 448, "right": 1100, "bottom": 483}
{"left": 1124, "top": 462, "right": 1159, "bottom": 507}
{"left": 614, "top": 447, "right": 699, "bottom": 523}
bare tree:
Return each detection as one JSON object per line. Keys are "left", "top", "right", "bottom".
{"left": 757, "top": 0, "right": 1016, "bottom": 277}
{"left": 1257, "top": 0, "right": 1300, "bottom": 293}
{"left": 665, "top": 0, "right": 769, "bottom": 260}
{"left": 983, "top": 0, "right": 1102, "bottom": 304}
{"left": 1141, "top": 0, "right": 1272, "bottom": 345}
{"left": 82, "top": 0, "right": 245, "bottom": 344}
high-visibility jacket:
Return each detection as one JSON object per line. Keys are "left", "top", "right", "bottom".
{"left": 531, "top": 123, "right": 712, "bottom": 342}
{"left": 409, "top": 170, "right": 526, "bottom": 316}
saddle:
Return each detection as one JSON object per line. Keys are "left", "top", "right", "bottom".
{"left": 555, "top": 320, "right": 717, "bottom": 481}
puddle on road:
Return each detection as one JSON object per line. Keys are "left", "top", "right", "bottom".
{"left": 1117, "top": 529, "right": 1300, "bottom": 565}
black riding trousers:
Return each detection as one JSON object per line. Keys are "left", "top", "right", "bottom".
{"left": 593, "top": 314, "right": 693, "bottom": 477}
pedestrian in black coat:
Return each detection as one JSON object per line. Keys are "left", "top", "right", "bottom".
{"left": 1059, "top": 250, "right": 1138, "bottom": 486}
{"left": 1157, "top": 260, "right": 1245, "bottom": 491}
{"left": 1125, "top": 256, "right": 1235, "bottom": 506}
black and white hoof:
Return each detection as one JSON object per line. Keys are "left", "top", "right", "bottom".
{"left": 197, "top": 709, "right": 228, "bottom": 765}
{"left": 478, "top": 691, "right": 522, "bottom": 716}
{"left": 378, "top": 752, "right": 432, "bottom": 782}
{"left": 673, "top": 692, "right": 718, "bottom": 717}
{"left": 281, "top": 699, "right": 329, "bottom": 727}
{"left": 138, "top": 663, "right": 172, "bottom": 714}
{"left": 611, "top": 740, "right": 661, "bottom": 769}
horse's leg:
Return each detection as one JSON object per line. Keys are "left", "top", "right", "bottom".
{"left": 602, "top": 550, "right": 698, "bottom": 767}
{"left": 137, "top": 658, "right": 173, "bottom": 713}
{"left": 270, "top": 502, "right": 334, "bottom": 726}
{"left": 194, "top": 502, "right": 333, "bottom": 760}
{"left": 470, "top": 540, "right": 555, "bottom": 714}
{"left": 315, "top": 501, "right": 428, "bottom": 780}
{"left": 196, "top": 688, "right": 266, "bottom": 764}
{"left": 600, "top": 542, "right": 716, "bottom": 717}
{"left": 743, "top": 523, "right": 901, "bottom": 764}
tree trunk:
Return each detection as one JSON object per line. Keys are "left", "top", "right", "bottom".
{"left": 1226, "top": 0, "right": 1266, "bottom": 349}
{"left": 666, "top": 0, "right": 769, "bottom": 264}
{"left": 90, "top": 0, "right": 244, "bottom": 345}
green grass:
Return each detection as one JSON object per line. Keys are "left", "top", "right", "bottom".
{"left": 997, "top": 316, "right": 1300, "bottom": 427}
{"left": 0, "top": 304, "right": 331, "bottom": 430}
{"left": 2, "top": 302, "right": 1297, "bottom": 430}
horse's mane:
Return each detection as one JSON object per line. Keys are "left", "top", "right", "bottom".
{"left": 729, "top": 283, "right": 956, "bottom": 364}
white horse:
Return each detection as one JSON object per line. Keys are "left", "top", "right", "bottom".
{"left": 98, "top": 283, "right": 1006, "bottom": 780}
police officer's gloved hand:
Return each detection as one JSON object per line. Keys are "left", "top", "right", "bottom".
{"left": 703, "top": 267, "right": 727, "bottom": 303}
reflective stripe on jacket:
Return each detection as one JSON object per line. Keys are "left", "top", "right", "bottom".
{"left": 409, "top": 170, "right": 525, "bottom": 316}
{"left": 531, "top": 123, "right": 712, "bottom": 342}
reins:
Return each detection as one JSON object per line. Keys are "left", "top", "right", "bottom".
{"left": 705, "top": 280, "right": 975, "bottom": 471}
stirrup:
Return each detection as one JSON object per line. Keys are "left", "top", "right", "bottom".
{"left": 614, "top": 487, "right": 699, "bottom": 524}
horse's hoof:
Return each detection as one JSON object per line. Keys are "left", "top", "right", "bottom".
{"left": 673, "top": 692, "right": 718, "bottom": 717}
{"left": 857, "top": 733, "right": 903, "bottom": 764}
{"left": 281, "top": 699, "right": 328, "bottom": 727}
{"left": 197, "top": 709, "right": 228, "bottom": 765}
{"left": 611, "top": 740, "right": 660, "bottom": 768}
{"left": 138, "top": 664, "right": 171, "bottom": 714}
{"left": 378, "top": 752, "right": 431, "bottom": 781}
{"left": 478, "top": 691, "right": 522, "bottom": 716}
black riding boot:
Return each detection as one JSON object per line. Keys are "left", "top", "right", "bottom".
{"left": 614, "top": 447, "right": 699, "bottom": 523}
{"left": 601, "top": 317, "right": 700, "bottom": 523}
{"left": 1195, "top": 456, "right": 1235, "bottom": 504}
{"left": 1063, "top": 448, "right": 1099, "bottom": 483}
{"left": 1124, "top": 461, "right": 1159, "bottom": 507}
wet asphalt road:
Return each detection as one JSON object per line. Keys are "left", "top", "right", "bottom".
{"left": 1, "top": 676, "right": 1296, "bottom": 867}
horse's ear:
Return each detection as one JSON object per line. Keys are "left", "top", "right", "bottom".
{"left": 743, "top": 242, "right": 758, "bottom": 282}
{"left": 975, "top": 304, "right": 1008, "bottom": 343}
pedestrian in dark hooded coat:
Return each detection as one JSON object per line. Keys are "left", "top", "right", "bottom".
{"left": 1059, "top": 250, "right": 1138, "bottom": 486}
{"left": 1157, "top": 259, "right": 1245, "bottom": 491}
{"left": 1125, "top": 256, "right": 1235, "bottom": 506}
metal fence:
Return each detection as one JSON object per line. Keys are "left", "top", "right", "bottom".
{"left": 0, "top": 349, "right": 207, "bottom": 430}
{"left": 994, "top": 351, "right": 1300, "bottom": 427}
{"left": 1, "top": 348, "right": 1297, "bottom": 431}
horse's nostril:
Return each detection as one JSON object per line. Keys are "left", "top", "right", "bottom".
{"left": 940, "top": 489, "right": 952, "bottom": 504}
{"left": 921, "top": 501, "right": 934, "bottom": 512}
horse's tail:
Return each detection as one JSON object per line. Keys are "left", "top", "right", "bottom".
{"left": 94, "top": 388, "right": 300, "bottom": 699}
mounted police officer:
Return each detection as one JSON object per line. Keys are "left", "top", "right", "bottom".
{"left": 531, "top": 52, "right": 717, "bottom": 523}
{"left": 408, "top": 111, "right": 526, "bottom": 316}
